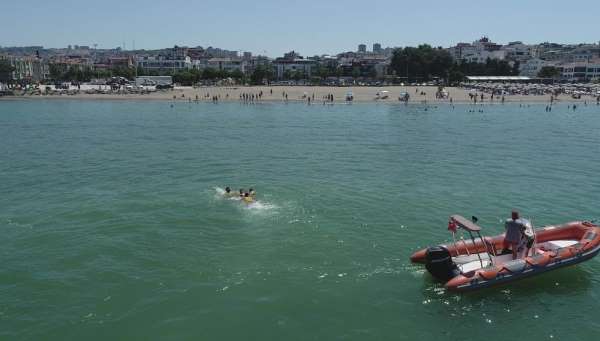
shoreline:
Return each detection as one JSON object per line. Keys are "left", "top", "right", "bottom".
{"left": 1, "top": 86, "right": 598, "bottom": 105}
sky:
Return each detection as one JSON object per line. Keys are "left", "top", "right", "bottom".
{"left": 3, "top": 0, "right": 600, "bottom": 57}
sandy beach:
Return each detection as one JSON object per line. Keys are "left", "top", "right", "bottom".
{"left": 2, "top": 86, "right": 598, "bottom": 104}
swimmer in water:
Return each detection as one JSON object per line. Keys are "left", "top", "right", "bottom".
{"left": 242, "top": 192, "right": 254, "bottom": 204}
{"left": 224, "top": 186, "right": 233, "bottom": 197}
{"left": 249, "top": 188, "right": 256, "bottom": 197}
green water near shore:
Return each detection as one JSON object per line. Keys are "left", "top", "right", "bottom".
{"left": 1, "top": 100, "right": 599, "bottom": 340}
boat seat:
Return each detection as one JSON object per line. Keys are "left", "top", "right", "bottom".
{"left": 458, "top": 259, "right": 490, "bottom": 273}
{"left": 538, "top": 240, "right": 579, "bottom": 251}
{"left": 453, "top": 253, "right": 491, "bottom": 265}
{"left": 548, "top": 240, "right": 578, "bottom": 249}
{"left": 492, "top": 254, "right": 515, "bottom": 265}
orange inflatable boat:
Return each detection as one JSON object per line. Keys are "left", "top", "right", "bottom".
{"left": 410, "top": 215, "right": 600, "bottom": 292}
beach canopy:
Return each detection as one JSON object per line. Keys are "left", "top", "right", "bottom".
{"left": 466, "top": 76, "right": 532, "bottom": 81}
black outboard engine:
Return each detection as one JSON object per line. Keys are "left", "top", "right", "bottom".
{"left": 425, "top": 246, "right": 459, "bottom": 282}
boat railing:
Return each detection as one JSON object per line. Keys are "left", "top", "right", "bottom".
{"left": 450, "top": 215, "right": 495, "bottom": 268}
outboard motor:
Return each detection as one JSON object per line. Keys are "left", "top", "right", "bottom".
{"left": 425, "top": 246, "right": 459, "bottom": 282}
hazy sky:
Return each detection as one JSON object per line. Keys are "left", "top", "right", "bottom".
{"left": 3, "top": 0, "right": 599, "bottom": 57}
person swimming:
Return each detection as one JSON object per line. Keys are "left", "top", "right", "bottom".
{"left": 249, "top": 188, "right": 256, "bottom": 197}
{"left": 224, "top": 187, "right": 233, "bottom": 197}
{"left": 239, "top": 189, "right": 244, "bottom": 198}
{"left": 242, "top": 192, "right": 254, "bottom": 204}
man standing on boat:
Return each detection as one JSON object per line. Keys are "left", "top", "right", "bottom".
{"left": 503, "top": 210, "right": 529, "bottom": 260}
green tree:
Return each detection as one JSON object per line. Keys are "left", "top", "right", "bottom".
{"left": 316, "top": 66, "right": 330, "bottom": 79}
{"left": 0, "top": 59, "right": 15, "bottom": 83}
{"left": 391, "top": 45, "right": 453, "bottom": 83}
{"left": 172, "top": 70, "right": 196, "bottom": 85}
{"left": 111, "top": 66, "right": 135, "bottom": 80}
{"left": 293, "top": 70, "right": 305, "bottom": 81}
{"left": 283, "top": 69, "right": 293, "bottom": 80}
{"left": 48, "top": 63, "right": 67, "bottom": 81}
{"left": 351, "top": 66, "right": 361, "bottom": 79}
{"left": 202, "top": 68, "right": 219, "bottom": 80}
{"left": 136, "top": 66, "right": 145, "bottom": 76}
{"left": 448, "top": 68, "right": 465, "bottom": 84}
{"left": 229, "top": 69, "right": 245, "bottom": 82}
{"left": 537, "top": 66, "right": 560, "bottom": 79}
{"left": 250, "top": 65, "right": 273, "bottom": 85}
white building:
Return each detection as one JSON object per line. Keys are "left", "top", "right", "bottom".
{"left": 559, "top": 60, "right": 600, "bottom": 82}
{"left": 194, "top": 58, "right": 247, "bottom": 73}
{"left": 502, "top": 42, "right": 536, "bottom": 63}
{"left": 136, "top": 56, "right": 192, "bottom": 74}
{"left": 5, "top": 56, "right": 49, "bottom": 81}
{"left": 448, "top": 37, "right": 506, "bottom": 63}
{"left": 519, "top": 58, "right": 552, "bottom": 77}
{"left": 273, "top": 58, "right": 316, "bottom": 79}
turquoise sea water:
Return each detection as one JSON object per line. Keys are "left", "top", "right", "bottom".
{"left": 1, "top": 100, "right": 599, "bottom": 340}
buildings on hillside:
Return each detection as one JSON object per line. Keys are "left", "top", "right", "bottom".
{"left": 2, "top": 39, "right": 600, "bottom": 83}
{"left": 447, "top": 37, "right": 600, "bottom": 81}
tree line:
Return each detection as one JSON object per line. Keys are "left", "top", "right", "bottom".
{"left": 390, "top": 44, "right": 520, "bottom": 84}
{"left": 45, "top": 63, "right": 276, "bottom": 86}
{"left": 171, "top": 65, "right": 280, "bottom": 85}
{"left": 48, "top": 64, "right": 140, "bottom": 82}
{"left": 0, "top": 59, "right": 16, "bottom": 83}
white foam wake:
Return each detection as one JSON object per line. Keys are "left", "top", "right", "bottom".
{"left": 243, "top": 201, "right": 278, "bottom": 211}
{"left": 214, "top": 187, "right": 241, "bottom": 201}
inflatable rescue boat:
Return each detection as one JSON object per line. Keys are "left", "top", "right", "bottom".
{"left": 410, "top": 215, "right": 600, "bottom": 292}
